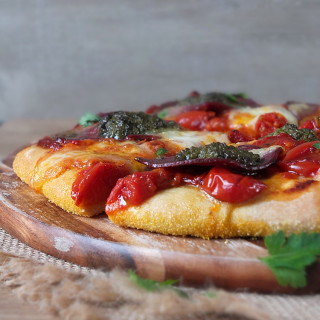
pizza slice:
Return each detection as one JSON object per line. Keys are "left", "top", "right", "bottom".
{"left": 12, "top": 91, "right": 320, "bottom": 239}
{"left": 13, "top": 110, "right": 229, "bottom": 217}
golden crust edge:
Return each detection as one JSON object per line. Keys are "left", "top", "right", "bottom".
{"left": 108, "top": 184, "right": 320, "bottom": 239}
{"left": 13, "top": 145, "right": 103, "bottom": 217}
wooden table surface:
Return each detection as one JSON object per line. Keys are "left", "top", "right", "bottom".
{"left": 0, "top": 119, "right": 75, "bottom": 319}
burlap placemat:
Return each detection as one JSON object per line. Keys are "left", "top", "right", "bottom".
{"left": 0, "top": 227, "right": 319, "bottom": 320}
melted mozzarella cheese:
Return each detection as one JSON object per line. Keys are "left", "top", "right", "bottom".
{"left": 286, "top": 103, "right": 310, "bottom": 116}
{"left": 249, "top": 145, "right": 281, "bottom": 157}
{"left": 31, "top": 144, "right": 149, "bottom": 190}
{"left": 159, "top": 130, "right": 230, "bottom": 149}
{"left": 229, "top": 105, "right": 297, "bottom": 129}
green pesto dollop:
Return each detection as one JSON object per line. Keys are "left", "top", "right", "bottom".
{"left": 98, "top": 111, "right": 179, "bottom": 139}
{"left": 175, "top": 142, "right": 261, "bottom": 166}
{"left": 268, "top": 124, "right": 318, "bottom": 142}
{"left": 178, "top": 92, "right": 247, "bottom": 107}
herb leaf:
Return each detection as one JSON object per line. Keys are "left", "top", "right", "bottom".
{"left": 128, "top": 269, "right": 188, "bottom": 298}
{"left": 78, "top": 113, "right": 101, "bottom": 127}
{"left": 313, "top": 142, "right": 320, "bottom": 149}
{"left": 260, "top": 231, "right": 320, "bottom": 288}
{"left": 156, "top": 147, "right": 168, "bottom": 157}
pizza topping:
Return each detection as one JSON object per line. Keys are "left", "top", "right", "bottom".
{"left": 78, "top": 113, "right": 101, "bottom": 127}
{"left": 255, "top": 112, "right": 288, "bottom": 138}
{"left": 105, "top": 169, "right": 184, "bottom": 213}
{"left": 278, "top": 141, "right": 320, "bottom": 177}
{"left": 178, "top": 92, "right": 249, "bottom": 109}
{"left": 156, "top": 147, "right": 168, "bottom": 157}
{"left": 268, "top": 123, "right": 318, "bottom": 142}
{"left": 252, "top": 133, "right": 301, "bottom": 153}
{"left": 175, "top": 142, "right": 260, "bottom": 165}
{"left": 98, "top": 111, "right": 179, "bottom": 140}
{"left": 228, "top": 130, "right": 252, "bottom": 143}
{"left": 175, "top": 111, "right": 216, "bottom": 130}
{"left": 37, "top": 124, "right": 101, "bottom": 149}
{"left": 147, "top": 91, "right": 259, "bottom": 119}
{"left": 299, "top": 116, "right": 320, "bottom": 138}
{"left": 286, "top": 102, "right": 319, "bottom": 122}
{"left": 202, "top": 167, "right": 266, "bottom": 203}
{"left": 105, "top": 165, "right": 266, "bottom": 213}
{"left": 72, "top": 162, "right": 131, "bottom": 206}
{"left": 136, "top": 143, "right": 282, "bottom": 173}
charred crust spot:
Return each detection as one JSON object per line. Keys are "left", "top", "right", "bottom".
{"left": 285, "top": 180, "right": 316, "bottom": 193}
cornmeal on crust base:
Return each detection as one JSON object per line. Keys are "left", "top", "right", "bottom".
{"left": 108, "top": 185, "right": 320, "bottom": 239}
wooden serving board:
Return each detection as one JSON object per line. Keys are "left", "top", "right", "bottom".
{"left": 0, "top": 159, "right": 319, "bottom": 294}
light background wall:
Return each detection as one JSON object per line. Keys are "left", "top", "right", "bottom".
{"left": 0, "top": 0, "right": 320, "bottom": 121}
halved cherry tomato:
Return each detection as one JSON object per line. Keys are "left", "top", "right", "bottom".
{"left": 202, "top": 167, "right": 266, "bottom": 203}
{"left": 252, "top": 133, "right": 301, "bottom": 153}
{"left": 278, "top": 141, "right": 320, "bottom": 177}
{"left": 255, "top": 112, "right": 287, "bottom": 138}
{"left": 205, "top": 113, "right": 230, "bottom": 131}
{"left": 299, "top": 117, "right": 320, "bottom": 138}
{"left": 72, "top": 162, "right": 130, "bottom": 206}
{"left": 106, "top": 168, "right": 207, "bottom": 214}
{"left": 106, "top": 169, "right": 178, "bottom": 214}
{"left": 175, "top": 111, "right": 216, "bottom": 130}
{"left": 228, "top": 130, "right": 252, "bottom": 143}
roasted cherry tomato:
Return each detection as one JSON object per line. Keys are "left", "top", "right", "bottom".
{"left": 202, "top": 167, "right": 266, "bottom": 203}
{"left": 299, "top": 117, "right": 320, "bottom": 138}
{"left": 72, "top": 162, "right": 130, "bottom": 206}
{"left": 278, "top": 141, "right": 320, "bottom": 177}
{"left": 106, "top": 168, "right": 206, "bottom": 214}
{"left": 205, "top": 113, "right": 230, "bottom": 131}
{"left": 252, "top": 133, "right": 301, "bottom": 153}
{"left": 106, "top": 169, "right": 178, "bottom": 214}
{"left": 228, "top": 130, "right": 252, "bottom": 143}
{"left": 175, "top": 111, "right": 216, "bottom": 130}
{"left": 255, "top": 112, "right": 287, "bottom": 138}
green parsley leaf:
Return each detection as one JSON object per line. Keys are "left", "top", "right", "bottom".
{"left": 128, "top": 269, "right": 188, "bottom": 298}
{"left": 236, "top": 92, "right": 247, "bottom": 98}
{"left": 78, "top": 112, "right": 101, "bottom": 127}
{"left": 259, "top": 231, "right": 320, "bottom": 288}
{"left": 157, "top": 110, "right": 168, "bottom": 119}
{"left": 225, "top": 93, "right": 240, "bottom": 103}
{"left": 156, "top": 147, "right": 168, "bottom": 157}
{"left": 313, "top": 143, "right": 320, "bottom": 149}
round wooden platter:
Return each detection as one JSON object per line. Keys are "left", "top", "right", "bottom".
{"left": 0, "top": 160, "right": 319, "bottom": 294}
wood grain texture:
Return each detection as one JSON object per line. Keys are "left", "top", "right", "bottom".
{"left": 0, "top": 160, "right": 319, "bottom": 294}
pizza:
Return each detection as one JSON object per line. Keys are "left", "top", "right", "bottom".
{"left": 13, "top": 91, "right": 320, "bottom": 239}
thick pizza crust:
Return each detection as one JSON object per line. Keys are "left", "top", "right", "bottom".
{"left": 13, "top": 142, "right": 320, "bottom": 238}
{"left": 13, "top": 145, "right": 47, "bottom": 186}
{"left": 108, "top": 184, "right": 320, "bottom": 239}
{"left": 13, "top": 145, "right": 112, "bottom": 217}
